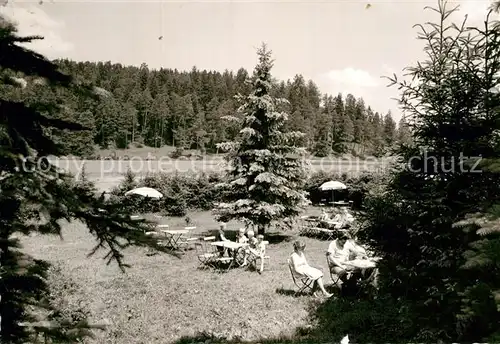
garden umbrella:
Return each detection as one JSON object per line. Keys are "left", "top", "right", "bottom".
{"left": 319, "top": 181, "right": 347, "bottom": 204}
{"left": 125, "top": 187, "right": 163, "bottom": 199}
{"left": 319, "top": 181, "right": 347, "bottom": 191}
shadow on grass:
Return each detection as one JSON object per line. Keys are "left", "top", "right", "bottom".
{"left": 275, "top": 287, "right": 310, "bottom": 298}
{"left": 265, "top": 232, "right": 294, "bottom": 245}
{"left": 168, "top": 288, "right": 388, "bottom": 344}
{"left": 199, "top": 230, "right": 293, "bottom": 245}
{"left": 173, "top": 331, "right": 320, "bottom": 344}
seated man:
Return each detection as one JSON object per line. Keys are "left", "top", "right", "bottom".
{"left": 216, "top": 223, "right": 230, "bottom": 256}
{"left": 326, "top": 236, "right": 362, "bottom": 290}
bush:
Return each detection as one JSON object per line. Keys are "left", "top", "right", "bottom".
{"left": 168, "top": 147, "right": 185, "bottom": 159}
{"left": 110, "top": 169, "right": 391, "bottom": 217}
{"left": 111, "top": 171, "right": 226, "bottom": 216}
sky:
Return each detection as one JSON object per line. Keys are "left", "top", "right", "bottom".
{"left": 0, "top": 0, "right": 497, "bottom": 121}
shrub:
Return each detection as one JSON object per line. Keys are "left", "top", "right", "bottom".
{"left": 168, "top": 147, "right": 184, "bottom": 159}
{"left": 110, "top": 169, "right": 390, "bottom": 216}
{"left": 111, "top": 171, "right": 226, "bottom": 216}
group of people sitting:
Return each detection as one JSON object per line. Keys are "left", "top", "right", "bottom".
{"left": 290, "top": 235, "right": 379, "bottom": 298}
{"left": 319, "top": 207, "right": 355, "bottom": 229}
{"left": 217, "top": 224, "right": 266, "bottom": 273}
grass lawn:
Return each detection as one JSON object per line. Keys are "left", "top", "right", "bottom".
{"left": 20, "top": 209, "right": 336, "bottom": 344}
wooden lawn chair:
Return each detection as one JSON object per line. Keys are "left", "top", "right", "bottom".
{"left": 287, "top": 258, "right": 314, "bottom": 296}
{"left": 145, "top": 224, "right": 168, "bottom": 237}
{"left": 208, "top": 239, "right": 234, "bottom": 272}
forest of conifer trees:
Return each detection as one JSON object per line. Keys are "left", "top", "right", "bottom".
{"left": 3, "top": 59, "right": 412, "bottom": 158}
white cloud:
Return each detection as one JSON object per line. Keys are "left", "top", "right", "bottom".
{"left": 0, "top": 3, "right": 73, "bottom": 56}
{"left": 324, "top": 67, "right": 379, "bottom": 88}
{"left": 454, "top": 0, "right": 499, "bottom": 25}
{"left": 315, "top": 66, "right": 401, "bottom": 119}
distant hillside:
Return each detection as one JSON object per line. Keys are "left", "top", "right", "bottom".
{"left": 2, "top": 60, "right": 412, "bottom": 158}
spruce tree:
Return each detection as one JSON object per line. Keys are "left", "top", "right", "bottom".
{"left": 0, "top": 16, "right": 165, "bottom": 343}
{"left": 359, "top": 1, "right": 500, "bottom": 341}
{"left": 215, "top": 44, "right": 309, "bottom": 235}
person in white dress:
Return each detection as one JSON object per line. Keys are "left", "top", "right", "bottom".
{"left": 290, "top": 240, "right": 332, "bottom": 297}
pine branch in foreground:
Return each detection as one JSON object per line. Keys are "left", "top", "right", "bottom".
{"left": 0, "top": 14, "right": 172, "bottom": 343}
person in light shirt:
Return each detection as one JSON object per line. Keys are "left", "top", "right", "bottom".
{"left": 326, "top": 236, "right": 366, "bottom": 290}
{"left": 340, "top": 207, "right": 355, "bottom": 226}
{"left": 236, "top": 228, "right": 248, "bottom": 244}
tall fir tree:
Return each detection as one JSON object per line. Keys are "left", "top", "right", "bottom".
{"left": 214, "top": 44, "right": 309, "bottom": 235}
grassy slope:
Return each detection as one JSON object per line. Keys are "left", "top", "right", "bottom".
{"left": 21, "top": 209, "right": 335, "bottom": 344}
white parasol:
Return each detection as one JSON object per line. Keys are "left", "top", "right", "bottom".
{"left": 319, "top": 181, "right": 347, "bottom": 204}
{"left": 125, "top": 187, "right": 163, "bottom": 199}
{"left": 319, "top": 181, "right": 347, "bottom": 191}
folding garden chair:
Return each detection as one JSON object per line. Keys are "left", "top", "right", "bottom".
{"left": 326, "top": 258, "right": 342, "bottom": 288}
{"left": 314, "top": 227, "right": 335, "bottom": 241}
{"left": 287, "top": 258, "right": 314, "bottom": 296}
{"left": 199, "top": 236, "right": 234, "bottom": 272}
{"left": 298, "top": 216, "right": 309, "bottom": 236}
{"left": 301, "top": 217, "right": 320, "bottom": 237}
{"left": 177, "top": 226, "right": 199, "bottom": 250}
{"left": 213, "top": 255, "right": 234, "bottom": 272}
{"left": 194, "top": 240, "right": 218, "bottom": 270}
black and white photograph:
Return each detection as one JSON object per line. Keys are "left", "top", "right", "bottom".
{"left": 0, "top": 0, "right": 499, "bottom": 343}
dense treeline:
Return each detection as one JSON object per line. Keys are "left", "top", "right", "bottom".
{"left": 2, "top": 59, "right": 411, "bottom": 158}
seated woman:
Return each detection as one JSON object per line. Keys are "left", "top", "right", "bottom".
{"left": 290, "top": 240, "right": 332, "bottom": 298}
{"left": 319, "top": 210, "right": 339, "bottom": 229}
